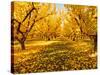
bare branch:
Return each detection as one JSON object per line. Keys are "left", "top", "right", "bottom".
{"left": 22, "top": 7, "right": 36, "bottom": 23}
{"left": 11, "top": 18, "right": 21, "bottom": 24}
{"left": 27, "top": 13, "right": 53, "bottom": 33}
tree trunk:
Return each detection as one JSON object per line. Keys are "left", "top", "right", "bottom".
{"left": 20, "top": 41, "right": 25, "bottom": 50}
{"left": 89, "top": 34, "right": 97, "bottom": 51}
{"left": 48, "top": 37, "right": 50, "bottom": 41}
{"left": 94, "top": 35, "right": 97, "bottom": 51}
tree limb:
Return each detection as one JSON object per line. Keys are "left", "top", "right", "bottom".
{"left": 22, "top": 7, "right": 36, "bottom": 23}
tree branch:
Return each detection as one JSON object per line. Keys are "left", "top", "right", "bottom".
{"left": 22, "top": 7, "right": 36, "bottom": 23}
{"left": 11, "top": 18, "right": 21, "bottom": 24}
{"left": 27, "top": 13, "right": 53, "bottom": 33}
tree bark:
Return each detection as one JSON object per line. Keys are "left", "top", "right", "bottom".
{"left": 20, "top": 41, "right": 25, "bottom": 50}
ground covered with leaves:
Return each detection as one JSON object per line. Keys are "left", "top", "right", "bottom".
{"left": 11, "top": 40, "right": 97, "bottom": 74}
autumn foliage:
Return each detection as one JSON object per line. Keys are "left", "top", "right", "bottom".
{"left": 11, "top": 1, "right": 97, "bottom": 74}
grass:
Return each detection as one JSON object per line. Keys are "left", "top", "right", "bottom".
{"left": 11, "top": 40, "right": 97, "bottom": 73}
